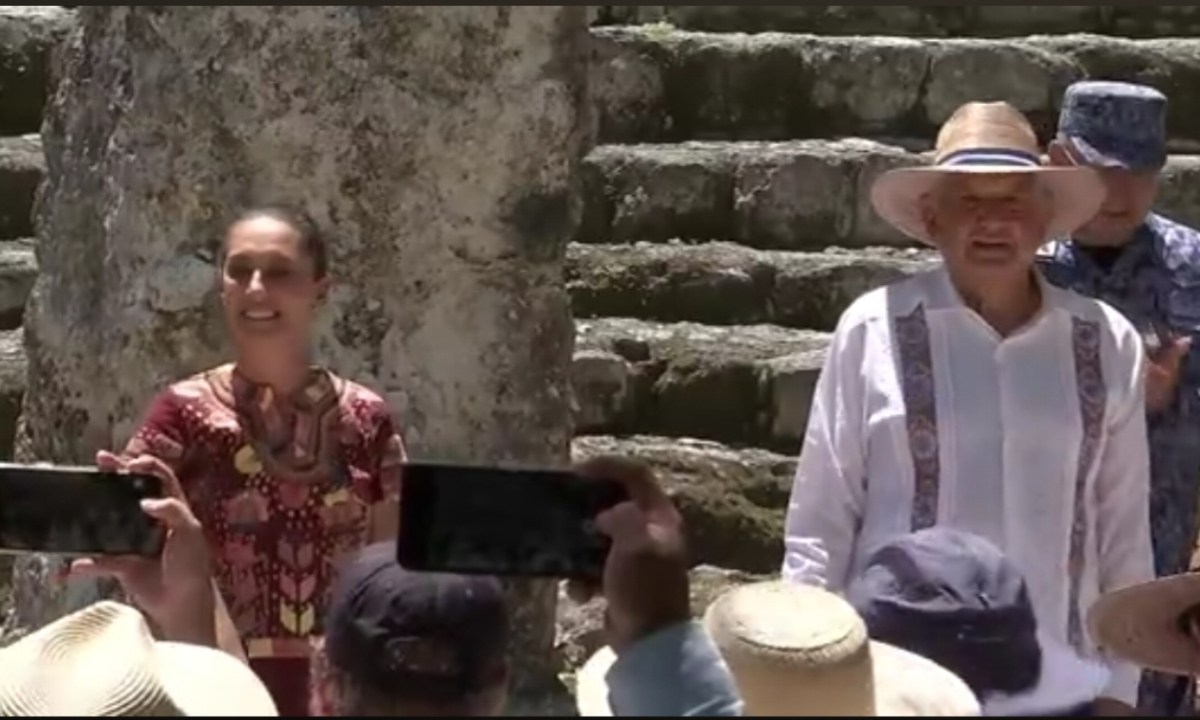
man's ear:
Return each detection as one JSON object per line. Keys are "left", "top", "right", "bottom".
{"left": 1046, "top": 140, "right": 1073, "bottom": 167}
{"left": 918, "top": 192, "right": 939, "bottom": 240}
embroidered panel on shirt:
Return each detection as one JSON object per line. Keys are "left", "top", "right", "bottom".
{"left": 893, "top": 304, "right": 941, "bottom": 531}
{"left": 1068, "top": 317, "right": 1106, "bottom": 650}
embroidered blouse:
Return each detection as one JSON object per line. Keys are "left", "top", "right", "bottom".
{"left": 123, "top": 364, "right": 405, "bottom": 713}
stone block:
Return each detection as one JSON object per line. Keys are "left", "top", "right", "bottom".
{"left": 573, "top": 317, "right": 829, "bottom": 450}
{"left": 0, "top": 7, "right": 74, "bottom": 134}
{"left": 572, "top": 434, "right": 796, "bottom": 572}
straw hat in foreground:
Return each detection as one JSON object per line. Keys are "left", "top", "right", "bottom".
{"left": 0, "top": 601, "right": 277, "bottom": 716}
{"left": 1089, "top": 573, "right": 1200, "bottom": 678}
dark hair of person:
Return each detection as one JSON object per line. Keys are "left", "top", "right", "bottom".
{"left": 221, "top": 204, "right": 329, "bottom": 279}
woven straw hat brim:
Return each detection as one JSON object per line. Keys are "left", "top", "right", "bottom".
{"left": 869, "top": 164, "right": 1105, "bottom": 246}
{"left": 1088, "top": 573, "right": 1200, "bottom": 678}
{"left": 574, "top": 639, "right": 980, "bottom": 717}
{"left": 0, "top": 601, "right": 278, "bottom": 716}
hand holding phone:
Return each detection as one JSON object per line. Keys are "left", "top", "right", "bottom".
{"left": 571, "top": 456, "right": 690, "bottom": 652}
{"left": 70, "top": 451, "right": 217, "bottom": 649}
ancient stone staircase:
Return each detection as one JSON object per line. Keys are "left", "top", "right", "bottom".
{"left": 574, "top": 5, "right": 1200, "bottom": 577}
{"left": 5, "top": 6, "right": 1200, "bottom": 583}
{"left": 0, "top": 7, "right": 63, "bottom": 462}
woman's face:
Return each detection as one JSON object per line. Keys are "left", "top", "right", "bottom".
{"left": 220, "top": 216, "right": 328, "bottom": 353}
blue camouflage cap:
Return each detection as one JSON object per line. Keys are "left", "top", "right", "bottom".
{"left": 1057, "top": 80, "right": 1168, "bottom": 171}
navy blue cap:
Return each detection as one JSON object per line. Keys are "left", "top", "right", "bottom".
{"left": 846, "top": 528, "right": 1042, "bottom": 699}
{"left": 1057, "top": 81, "right": 1168, "bottom": 171}
{"left": 324, "top": 542, "right": 509, "bottom": 700}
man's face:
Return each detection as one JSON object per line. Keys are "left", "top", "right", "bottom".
{"left": 921, "top": 173, "right": 1051, "bottom": 284}
{"left": 1047, "top": 142, "right": 1160, "bottom": 247}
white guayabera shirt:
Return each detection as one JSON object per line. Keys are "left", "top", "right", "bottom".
{"left": 782, "top": 267, "right": 1154, "bottom": 706}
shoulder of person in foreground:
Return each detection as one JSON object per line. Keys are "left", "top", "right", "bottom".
{"left": 604, "top": 620, "right": 742, "bottom": 717}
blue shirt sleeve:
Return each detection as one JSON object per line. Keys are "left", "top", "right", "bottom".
{"left": 606, "top": 621, "right": 744, "bottom": 717}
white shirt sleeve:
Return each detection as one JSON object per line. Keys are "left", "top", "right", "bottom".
{"left": 1094, "top": 327, "right": 1155, "bottom": 707}
{"left": 781, "top": 317, "right": 868, "bottom": 592}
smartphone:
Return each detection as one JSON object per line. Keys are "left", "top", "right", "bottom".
{"left": 0, "top": 463, "right": 167, "bottom": 557}
{"left": 397, "top": 462, "right": 630, "bottom": 581}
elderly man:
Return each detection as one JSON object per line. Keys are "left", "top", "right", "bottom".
{"left": 1038, "top": 80, "right": 1200, "bottom": 716}
{"left": 781, "top": 101, "right": 1155, "bottom": 713}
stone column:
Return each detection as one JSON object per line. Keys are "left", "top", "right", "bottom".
{"left": 9, "top": 5, "right": 588, "bottom": 700}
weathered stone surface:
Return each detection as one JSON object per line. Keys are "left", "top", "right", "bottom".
{"left": 0, "top": 135, "right": 42, "bottom": 240}
{"left": 13, "top": 6, "right": 589, "bottom": 697}
{"left": 0, "top": 239, "right": 35, "bottom": 330}
{"left": 0, "top": 7, "right": 74, "bottom": 134}
{"left": 597, "top": 6, "right": 1157, "bottom": 38}
{"left": 555, "top": 564, "right": 766, "bottom": 676}
{"left": 0, "top": 328, "right": 25, "bottom": 462}
{"left": 579, "top": 141, "right": 1200, "bottom": 248}
{"left": 572, "top": 435, "right": 795, "bottom": 572}
{"left": 573, "top": 318, "right": 828, "bottom": 450}
{"left": 568, "top": 241, "right": 937, "bottom": 331}
{"left": 591, "top": 28, "right": 1200, "bottom": 144}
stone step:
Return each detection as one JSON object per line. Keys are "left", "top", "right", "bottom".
{"left": 592, "top": 27, "right": 1200, "bottom": 144}
{"left": 0, "top": 135, "right": 42, "bottom": 241}
{"left": 578, "top": 141, "right": 1200, "bottom": 249}
{"left": 571, "top": 317, "right": 828, "bottom": 452}
{"left": 0, "top": 327, "right": 25, "bottom": 461}
{"left": 568, "top": 241, "right": 937, "bottom": 331}
{"left": 0, "top": 239, "right": 35, "bottom": 330}
{"left": 0, "top": 7, "right": 74, "bottom": 134}
{"left": 571, "top": 434, "right": 795, "bottom": 573}
{"left": 595, "top": 6, "right": 1200, "bottom": 39}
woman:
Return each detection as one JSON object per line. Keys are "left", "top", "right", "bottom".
{"left": 87, "top": 206, "right": 405, "bottom": 716}
{"left": 780, "top": 102, "right": 1154, "bottom": 712}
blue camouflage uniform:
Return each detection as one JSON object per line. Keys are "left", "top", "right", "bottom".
{"left": 1037, "top": 81, "right": 1200, "bottom": 717}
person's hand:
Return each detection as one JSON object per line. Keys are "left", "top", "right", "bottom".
{"left": 1146, "top": 334, "right": 1191, "bottom": 414}
{"left": 567, "top": 456, "right": 690, "bottom": 653}
{"left": 70, "top": 450, "right": 215, "bottom": 646}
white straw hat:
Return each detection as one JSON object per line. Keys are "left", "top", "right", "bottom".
{"left": 0, "top": 601, "right": 277, "bottom": 716}
{"left": 1089, "top": 573, "right": 1200, "bottom": 678}
{"left": 576, "top": 581, "right": 980, "bottom": 716}
{"left": 870, "top": 101, "right": 1104, "bottom": 245}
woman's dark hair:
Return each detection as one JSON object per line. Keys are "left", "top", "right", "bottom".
{"left": 222, "top": 204, "right": 329, "bottom": 279}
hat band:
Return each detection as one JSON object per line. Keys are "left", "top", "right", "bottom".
{"left": 938, "top": 147, "right": 1041, "bottom": 169}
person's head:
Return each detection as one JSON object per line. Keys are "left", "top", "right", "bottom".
{"left": 219, "top": 205, "right": 330, "bottom": 359}
{"left": 847, "top": 528, "right": 1110, "bottom": 716}
{"left": 0, "top": 601, "right": 277, "bottom": 716}
{"left": 316, "top": 543, "right": 510, "bottom": 717}
{"left": 1047, "top": 81, "right": 1168, "bottom": 247}
{"left": 871, "top": 102, "right": 1104, "bottom": 295}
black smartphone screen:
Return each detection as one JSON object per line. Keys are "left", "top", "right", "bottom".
{"left": 396, "top": 462, "right": 629, "bottom": 581}
{"left": 0, "top": 464, "right": 167, "bottom": 557}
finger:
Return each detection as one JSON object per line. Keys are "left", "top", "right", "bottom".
{"left": 565, "top": 579, "right": 601, "bottom": 604}
{"left": 575, "top": 456, "right": 675, "bottom": 518}
{"left": 595, "top": 501, "right": 655, "bottom": 550}
{"left": 69, "top": 556, "right": 140, "bottom": 581}
{"left": 125, "top": 455, "right": 186, "bottom": 501}
{"left": 95, "top": 450, "right": 126, "bottom": 473}
{"left": 141, "top": 497, "right": 200, "bottom": 532}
